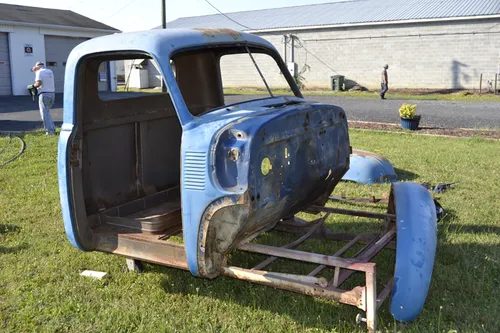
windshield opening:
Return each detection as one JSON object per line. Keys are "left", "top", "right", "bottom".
{"left": 170, "top": 45, "right": 300, "bottom": 116}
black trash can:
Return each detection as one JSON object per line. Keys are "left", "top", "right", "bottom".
{"left": 330, "top": 75, "right": 345, "bottom": 91}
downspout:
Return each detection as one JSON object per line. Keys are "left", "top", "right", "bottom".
{"left": 283, "top": 35, "right": 287, "bottom": 63}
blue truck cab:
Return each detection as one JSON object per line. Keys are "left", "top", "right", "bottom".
{"left": 58, "top": 29, "right": 350, "bottom": 278}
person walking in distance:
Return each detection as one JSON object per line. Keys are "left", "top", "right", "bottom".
{"left": 32, "top": 61, "right": 56, "bottom": 135}
{"left": 380, "top": 64, "right": 389, "bottom": 99}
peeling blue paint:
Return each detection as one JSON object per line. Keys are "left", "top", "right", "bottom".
{"left": 391, "top": 182, "right": 437, "bottom": 322}
{"left": 59, "top": 29, "right": 350, "bottom": 279}
{"left": 342, "top": 149, "right": 397, "bottom": 184}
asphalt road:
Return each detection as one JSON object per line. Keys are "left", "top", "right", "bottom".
{"left": 1, "top": 93, "right": 499, "bottom": 132}
{"left": 226, "top": 94, "right": 500, "bottom": 129}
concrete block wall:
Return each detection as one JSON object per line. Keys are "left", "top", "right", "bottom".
{"left": 219, "top": 52, "right": 291, "bottom": 90}
{"left": 223, "top": 19, "right": 500, "bottom": 90}
{"left": 144, "top": 49, "right": 293, "bottom": 91}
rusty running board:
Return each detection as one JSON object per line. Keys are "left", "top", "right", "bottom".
{"left": 94, "top": 205, "right": 396, "bottom": 333}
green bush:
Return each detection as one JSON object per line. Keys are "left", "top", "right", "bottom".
{"left": 399, "top": 103, "right": 417, "bottom": 118}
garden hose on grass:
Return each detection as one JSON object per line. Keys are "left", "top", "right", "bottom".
{"left": 0, "top": 135, "right": 12, "bottom": 156}
{"left": 0, "top": 133, "right": 26, "bottom": 167}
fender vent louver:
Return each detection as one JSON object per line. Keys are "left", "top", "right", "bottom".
{"left": 183, "top": 151, "right": 207, "bottom": 191}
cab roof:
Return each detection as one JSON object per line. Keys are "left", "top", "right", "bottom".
{"left": 68, "top": 28, "right": 276, "bottom": 59}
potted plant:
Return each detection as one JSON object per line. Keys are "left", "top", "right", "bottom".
{"left": 399, "top": 103, "right": 420, "bottom": 130}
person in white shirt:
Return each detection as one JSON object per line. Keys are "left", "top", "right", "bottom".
{"left": 32, "top": 61, "right": 56, "bottom": 135}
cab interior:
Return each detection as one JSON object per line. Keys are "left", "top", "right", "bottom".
{"left": 72, "top": 47, "right": 294, "bottom": 246}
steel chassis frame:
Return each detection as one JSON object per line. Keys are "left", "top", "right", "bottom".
{"left": 109, "top": 204, "right": 396, "bottom": 333}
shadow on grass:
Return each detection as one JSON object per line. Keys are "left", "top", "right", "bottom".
{"left": 148, "top": 219, "right": 393, "bottom": 330}
{"left": 125, "top": 206, "right": 500, "bottom": 332}
{"left": 418, "top": 126, "right": 446, "bottom": 130}
{"left": 157, "top": 270, "right": 362, "bottom": 330}
{"left": 394, "top": 167, "right": 419, "bottom": 181}
{"left": 413, "top": 89, "right": 463, "bottom": 96}
{"left": 437, "top": 207, "right": 500, "bottom": 238}
{"left": 0, "top": 224, "right": 27, "bottom": 254}
{"left": 0, "top": 243, "right": 29, "bottom": 254}
{"left": 0, "top": 224, "right": 20, "bottom": 234}
{"left": 146, "top": 219, "right": 389, "bottom": 330}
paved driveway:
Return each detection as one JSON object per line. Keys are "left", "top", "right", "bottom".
{"left": 1, "top": 93, "right": 499, "bottom": 132}
{"left": 0, "top": 92, "right": 158, "bottom": 132}
{"left": 0, "top": 94, "right": 63, "bottom": 132}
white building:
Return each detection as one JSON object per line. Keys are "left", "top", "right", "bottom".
{"left": 165, "top": 0, "right": 500, "bottom": 90}
{"left": 0, "top": 4, "right": 120, "bottom": 96}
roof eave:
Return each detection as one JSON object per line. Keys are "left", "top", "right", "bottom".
{"left": 0, "top": 20, "right": 121, "bottom": 33}
{"left": 246, "top": 14, "right": 500, "bottom": 34}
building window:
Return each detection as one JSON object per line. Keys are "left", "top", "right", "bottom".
{"left": 47, "top": 62, "right": 57, "bottom": 67}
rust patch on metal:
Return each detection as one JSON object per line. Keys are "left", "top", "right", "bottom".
{"left": 69, "top": 143, "right": 80, "bottom": 167}
{"left": 193, "top": 28, "right": 242, "bottom": 40}
{"left": 228, "top": 147, "right": 240, "bottom": 162}
{"left": 222, "top": 266, "right": 363, "bottom": 307}
{"left": 197, "top": 195, "right": 249, "bottom": 278}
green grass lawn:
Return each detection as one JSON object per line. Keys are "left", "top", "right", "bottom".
{"left": 117, "top": 84, "right": 500, "bottom": 102}
{"left": 1, "top": 131, "right": 499, "bottom": 332}
{"left": 117, "top": 85, "right": 162, "bottom": 94}
{"left": 224, "top": 87, "right": 500, "bottom": 102}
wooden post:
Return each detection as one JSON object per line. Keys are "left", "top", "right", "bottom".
{"left": 479, "top": 73, "right": 482, "bottom": 95}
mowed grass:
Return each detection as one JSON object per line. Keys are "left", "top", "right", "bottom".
{"left": 116, "top": 84, "right": 500, "bottom": 102}
{"left": 0, "top": 131, "right": 499, "bottom": 333}
{"left": 224, "top": 87, "right": 500, "bottom": 102}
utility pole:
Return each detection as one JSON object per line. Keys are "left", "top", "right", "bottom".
{"left": 161, "top": 0, "right": 167, "bottom": 92}
{"left": 162, "top": 0, "right": 166, "bottom": 29}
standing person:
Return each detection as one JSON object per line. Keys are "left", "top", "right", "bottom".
{"left": 380, "top": 64, "right": 389, "bottom": 100}
{"left": 32, "top": 61, "right": 56, "bottom": 135}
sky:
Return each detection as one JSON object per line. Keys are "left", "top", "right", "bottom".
{"left": 2, "top": 0, "right": 345, "bottom": 32}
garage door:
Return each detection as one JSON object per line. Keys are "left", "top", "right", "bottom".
{"left": 44, "top": 35, "right": 88, "bottom": 93}
{"left": 0, "top": 32, "right": 12, "bottom": 96}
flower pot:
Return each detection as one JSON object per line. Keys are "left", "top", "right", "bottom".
{"left": 400, "top": 115, "right": 421, "bottom": 130}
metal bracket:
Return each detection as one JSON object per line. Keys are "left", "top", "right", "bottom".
{"left": 126, "top": 258, "right": 144, "bottom": 273}
{"left": 356, "top": 313, "right": 367, "bottom": 325}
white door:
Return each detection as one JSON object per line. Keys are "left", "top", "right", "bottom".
{"left": 0, "top": 32, "right": 12, "bottom": 95}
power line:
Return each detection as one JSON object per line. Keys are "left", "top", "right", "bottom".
{"left": 302, "top": 46, "right": 341, "bottom": 75}
{"left": 68, "top": 0, "right": 85, "bottom": 10}
{"left": 293, "top": 37, "right": 341, "bottom": 75}
{"left": 203, "top": 0, "right": 253, "bottom": 30}
{"left": 102, "top": 0, "right": 139, "bottom": 21}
